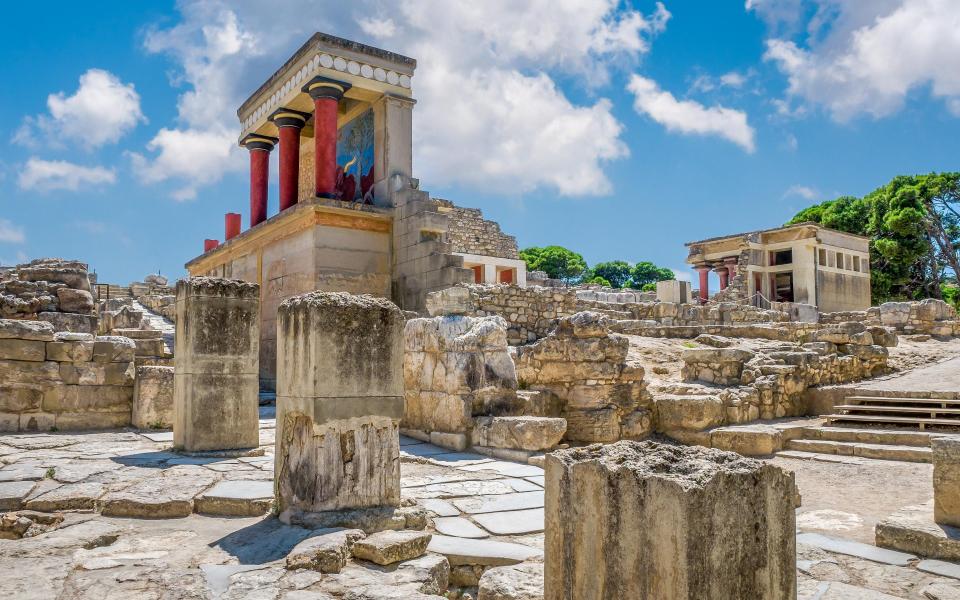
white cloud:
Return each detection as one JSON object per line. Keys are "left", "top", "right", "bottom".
{"left": 719, "top": 71, "right": 747, "bottom": 88}
{"left": 783, "top": 184, "right": 818, "bottom": 200}
{"left": 627, "top": 75, "right": 757, "bottom": 152}
{"left": 135, "top": 0, "right": 667, "bottom": 199}
{"left": 672, "top": 268, "right": 692, "bottom": 282}
{"left": 357, "top": 17, "right": 396, "bottom": 38}
{"left": 0, "top": 220, "right": 26, "bottom": 244}
{"left": 15, "top": 69, "right": 145, "bottom": 149}
{"left": 18, "top": 158, "right": 116, "bottom": 192}
{"left": 757, "top": 0, "right": 960, "bottom": 121}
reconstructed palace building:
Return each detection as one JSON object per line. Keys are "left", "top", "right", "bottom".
{"left": 185, "top": 33, "right": 524, "bottom": 389}
{"left": 686, "top": 222, "right": 872, "bottom": 312}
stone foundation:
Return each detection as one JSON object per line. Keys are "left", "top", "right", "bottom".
{"left": 544, "top": 441, "right": 796, "bottom": 599}
{"left": 276, "top": 292, "right": 404, "bottom": 520}
{"left": 173, "top": 277, "right": 260, "bottom": 452}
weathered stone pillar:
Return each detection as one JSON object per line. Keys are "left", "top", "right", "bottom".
{"left": 225, "top": 213, "right": 241, "bottom": 241}
{"left": 695, "top": 264, "right": 711, "bottom": 303}
{"left": 173, "top": 277, "right": 260, "bottom": 453}
{"left": 275, "top": 292, "right": 404, "bottom": 522}
{"left": 933, "top": 437, "right": 960, "bottom": 527}
{"left": 241, "top": 134, "right": 277, "bottom": 227}
{"left": 303, "top": 77, "right": 351, "bottom": 199}
{"left": 269, "top": 109, "right": 310, "bottom": 211}
{"left": 545, "top": 441, "right": 796, "bottom": 600}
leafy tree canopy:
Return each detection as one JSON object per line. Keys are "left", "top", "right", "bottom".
{"left": 628, "top": 261, "right": 675, "bottom": 289}
{"left": 588, "top": 261, "right": 632, "bottom": 289}
{"left": 519, "top": 246, "right": 587, "bottom": 283}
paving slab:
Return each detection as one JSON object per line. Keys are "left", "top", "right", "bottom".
{"left": 406, "top": 479, "right": 539, "bottom": 500}
{"left": 458, "top": 461, "right": 544, "bottom": 478}
{"left": 797, "top": 532, "right": 916, "bottom": 566}
{"left": 100, "top": 469, "right": 219, "bottom": 518}
{"left": 25, "top": 481, "right": 105, "bottom": 511}
{"left": 427, "top": 534, "right": 542, "bottom": 566}
{"left": 400, "top": 435, "right": 425, "bottom": 447}
{"left": 451, "top": 491, "right": 545, "bottom": 515}
{"left": 427, "top": 453, "right": 493, "bottom": 467}
{"left": 471, "top": 508, "right": 545, "bottom": 535}
{"left": 351, "top": 530, "right": 432, "bottom": 566}
{"left": 400, "top": 443, "right": 451, "bottom": 458}
{"left": 799, "top": 581, "right": 905, "bottom": 600}
{"left": 0, "top": 462, "right": 47, "bottom": 482}
{"left": 525, "top": 476, "right": 545, "bottom": 487}
{"left": 918, "top": 559, "right": 960, "bottom": 580}
{"left": 0, "top": 480, "right": 36, "bottom": 510}
{"left": 141, "top": 431, "right": 174, "bottom": 443}
{"left": 418, "top": 498, "right": 459, "bottom": 517}
{"left": 777, "top": 451, "right": 866, "bottom": 465}
{"left": 194, "top": 480, "right": 273, "bottom": 516}
{"left": 433, "top": 516, "right": 489, "bottom": 539}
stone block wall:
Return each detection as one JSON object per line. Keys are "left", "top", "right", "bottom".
{"left": 427, "top": 284, "right": 792, "bottom": 345}
{"left": 0, "top": 319, "right": 135, "bottom": 432}
{"left": 436, "top": 199, "right": 520, "bottom": 259}
{"left": 819, "top": 299, "right": 959, "bottom": 337}
{"left": 403, "top": 315, "right": 519, "bottom": 439}
{"left": 513, "top": 312, "right": 650, "bottom": 443}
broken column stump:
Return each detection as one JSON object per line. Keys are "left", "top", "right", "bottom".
{"left": 275, "top": 292, "right": 404, "bottom": 522}
{"left": 933, "top": 436, "right": 960, "bottom": 527}
{"left": 545, "top": 441, "right": 796, "bottom": 600}
{"left": 173, "top": 277, "right": 260, "bottom": 452}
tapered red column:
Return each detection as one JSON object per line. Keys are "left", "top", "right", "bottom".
{"left": 203, "top": 239, "right": 219, "bottom": 253}
{"left": 225, "top": 213, "right": 241, "bottom": 241}
{"left": 303, "top": 77, "right": 351, "bottom": 199}
{"left": 695, "top": 265, "right": 711, "bottom": 303}
{"left": 269, "top": 109, "right": 311, "bottom": 211}
{"left": 240, "top": 135, "right": 277, "bottom": 228}
{"left": 716, "top": 266, "right": 729, "bottom": 290}
{"left": 724, "top": 257, "right": 739, "bottom": 284}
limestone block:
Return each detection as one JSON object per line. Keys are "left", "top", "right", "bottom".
{"left": 18, "top": 262, "right": 90, "bottom": 291}
{"left": 56, "top": 288, "right": 94, "bottom": 314}
{"left": 133, "top": 366, "right": 174, "bottom": 429}
{"left": 132, "top": 337, "right": 166, "bottom": 357}
{"left": 276, "top": 292, "right": 404, "bottom": 518}
{"left": 0, "top": 338, "right": 45, "bottom": 361}
{"left": 285, "top": 528, "right": 366, "bottom": 573}
{"left": 478, "top": 562, "right": 543, "bottom": 600}
{"left": 430, "top": 431, "right": 469, "bottom": 451}
{"left": 932, "top": 437, "right": 960, "bottom": 527}
{"left": 867, "top": 326, "right": 899, "bottom": 348}
{"left": 654, "top": 394, "right": 725, "bottom": 432}
{"left": 710, "top": 425, "right": 782, "bottom": 455}
{"left": 174, "top": 277, "right": 260, "bottom": 452}
{"left": 45, "top": 332, "right": 95, "bottom": 362}
{"left": 426, "top": 286, "right": 476, "bottom": 316}
{"left": 0, "top": 384, "right": 45, "bottom": 412}
{"left": 351, "top": 530, "right": 432, "bottom": 565}
{"left": 545, "top": 441, "right": 796, "bottom": 600}
{"left": 38, "top": 312, "right": 98, "bottom": 334}
{"left": 0, "top": 318, "right": 55, "bottom": 341}
{"left": 92, "top": 336, "right": 136, "bottom": 363}
{"left": 563, "top": 408, "right": 620, "bottom": 443}
{"left": 59, "top": 362, "right": 134, "bottom": 386}
{"left": 0, "top": 359, "right": 60, "bottom": 385}
{"left": 472, "top": 416, "right": 566, "bottom": 451}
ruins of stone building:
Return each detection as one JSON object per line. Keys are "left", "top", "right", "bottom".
{"left": 686, "top": 222, "right": 872, "bottom": 312}
{"left": 436, "top": 199, "right": 527, "bottom": 286}
{"left": 183, "top": 33, "right": 523, "bottom": 389}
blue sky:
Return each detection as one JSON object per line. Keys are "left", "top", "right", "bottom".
{"left": 2, "top": 0, "right": 958, "bottom": 288}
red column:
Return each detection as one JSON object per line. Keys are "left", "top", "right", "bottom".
{"left": 204, "top": 239, "right": 219, "bottom": 253}
{"left": 718, "top": 268, "right": 729, "bottom": 290}
{"left": 695, "top": 266, "right": 711, "bottom": 303}
{"left": 240, "top": 135, "right": 276, "bottom": 228}
{"left": 725, "top": 258, "right": 738, "bottom": 283}
{"left": 269, "top": 109, "right": 310, "bottom": 211}
{"left": 303, "top": 77, "right": 351, "bottom": 199}
{"left": 225, "top": 213, "right": 241, "bottom": 241}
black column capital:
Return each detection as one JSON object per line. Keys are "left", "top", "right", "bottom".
{"left": 268, "top": 108, "right": 312, "bottom": 129}
{"left": 302, "top": 76, "right": 352, "bottom": 101}
{"left": 240, "top": 133, "right": 278, "bottom": 152}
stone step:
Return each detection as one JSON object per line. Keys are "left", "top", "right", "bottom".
{"left": 800, "top": 426, "right": 933, "bottom": 447}
{"left": 825, "top": 413, "right": 960, "bottom": 428}
{"left": 836, "top": 404, "right": 960, "bottom": 415}
{"left": 845, "top": 395, "right": 960, "bottom": 406}
{"left": 784, "top": 439, "right": 932, "bottom": 463}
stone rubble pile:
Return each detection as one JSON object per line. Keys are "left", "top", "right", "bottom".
{"left": 0, "top": 259, "right": 97, "bottom": 334}
{"left": 513, "top": 312, "right": 650, "bottom": 443}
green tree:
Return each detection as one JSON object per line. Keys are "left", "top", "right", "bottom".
{"left": 786, "top": 172, "right": 960, "bottom": 303}
{"left": 588, "top": 261, "right": 632, "bottom": 288}
{"left": 628, "top": 261, "right": 675, "bottom": 289}
{"left": 584, "top": 275, "right": 612, "bottom": 287}
{"left": 519, "top": 246, "right": 588, "bottom": 283}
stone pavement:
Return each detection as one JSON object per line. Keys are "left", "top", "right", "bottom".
{"left": 0, "top": 409, "right": 958, "bottom": 598}
{"left": 856, "top": 354, "right": 960, "bottom": 395}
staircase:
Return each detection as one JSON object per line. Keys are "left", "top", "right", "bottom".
{"left": 825, "top": 394, "right": 960, "bottom": 430}
{"left": 131, "top": 299, "right": 175, "bottom": 356}
{"left": 96, "top": 284, "right": 132, "bottom": 301}
{"left": 783, "top": 425, "right": 935, "bottom": 463}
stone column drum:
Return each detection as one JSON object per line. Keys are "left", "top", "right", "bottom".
{"left": 545, "top": 441, "right": 796, "bottom": 600}
{"left": 933, "top": 437, "right": 960, "bottom": 527}
{"left": 275, "top": 292, "right": 404, "bottom": 522}
{"left": 173, "top": 277, "right": 260, "bottom": 452}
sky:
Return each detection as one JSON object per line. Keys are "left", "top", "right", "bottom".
{"left": 2, "top": 0, "right": 959, "bottom": 288}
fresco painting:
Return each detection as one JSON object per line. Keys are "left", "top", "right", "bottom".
{"left": 335, "top": 108, "right": 375, "bottom": 204}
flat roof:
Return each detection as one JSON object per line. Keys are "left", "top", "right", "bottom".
{"left": 238, "top": 32, "right": 416, "bottom": 117}
{"left": 684, "top": 221, "right": 871, "bottom": 247}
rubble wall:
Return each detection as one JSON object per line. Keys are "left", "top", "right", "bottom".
{"left": 820, "top": 299, "right": 959, "bottom": 337}
{"left": 0, "top": 259, "right": 98, "bottom": 334}
{"left": 0, "top": 319, "right": 135, "bottom": 432}
{"left": 437, "top": 200, "right": 519, "bottom": 260}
